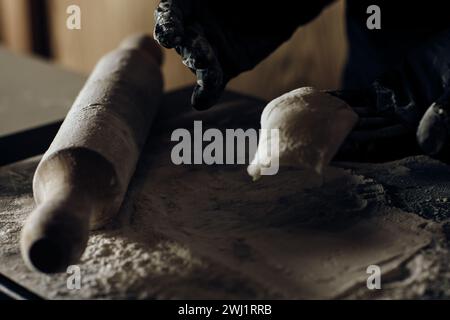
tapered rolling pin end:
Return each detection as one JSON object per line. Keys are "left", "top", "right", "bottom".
{"left": 120, "top": 33, "right": 164, "bottom": 66}
{"left": 21, "top": 201, "right": 89, "bottom": 274}
{"left": 27, "top": 238, "right": 66, "bottom": 274}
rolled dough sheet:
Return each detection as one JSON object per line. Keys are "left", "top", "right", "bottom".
{"left": 0, "top": 100, "right": 445, "bottom": 299}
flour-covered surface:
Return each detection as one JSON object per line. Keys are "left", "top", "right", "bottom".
{"left": 1, "top": 93, "right": 449, "bottom": 299}
{"left": 0, "top": 152, "right": 448, "bottom": 299}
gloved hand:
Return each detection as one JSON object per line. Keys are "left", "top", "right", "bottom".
{"left": 333, "top": 28, "right": 450, "bottom": 162}
{"left": 330, "top": 88, "right": 415, "bottom": 162}
{"left": 153, "top": 0, "right": 332, "bottom": 110}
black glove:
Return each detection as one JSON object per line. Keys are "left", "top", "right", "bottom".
{"left": 332, "top": 28, "right": 450, "bottom": 162}
{"left": 154, "top": 0, "right": 332, "bottom": 110}
{"left": 330, "top": 88, "right": 415, "bottom": 162}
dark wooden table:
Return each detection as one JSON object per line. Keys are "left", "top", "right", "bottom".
{"left": 2, "top": 47, "right": 450, "bottom": 300}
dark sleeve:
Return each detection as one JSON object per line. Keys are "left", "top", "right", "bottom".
{"left": 336, "top": 27, "right": 450, "bottom": 130}
{"left": 201, "top": 0, "right": 336, "bottom": 76}
{"left": 372, "top": 28, "right": 450, "bottom": 127}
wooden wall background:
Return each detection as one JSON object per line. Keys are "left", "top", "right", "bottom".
{"left": 0, "top": 0, "right": 348, "bottom": 100}
{"left": 0, "top": 0, "right": 33, "bottom": 53}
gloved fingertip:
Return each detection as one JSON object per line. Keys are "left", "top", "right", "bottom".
{"left": 191, "top": 85, "right": 219, "bottom": 111}
{"left": 154, "top": 32, "right": 178, "bottom": 49}
{"left": 417, "top": 104, "right": 448, "bottom": 156}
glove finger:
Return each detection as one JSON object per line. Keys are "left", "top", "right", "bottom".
{"left": 417, "top": 102, "right": 449, "bottom": 156}
{"left": 154, "top": 0, "right": 185, "bottom": 48}
{"left": 191, "top": 67, "right": 225, "bottom": 110}
{"left": 174, "top": 26, "right": 225, "bottom": 110}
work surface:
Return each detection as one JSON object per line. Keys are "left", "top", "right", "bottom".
{"left": 2, "top": 49, "right": 450, "bottom": 300}
{"left": 2, "top": 89, "right": 450, "bottom": 299}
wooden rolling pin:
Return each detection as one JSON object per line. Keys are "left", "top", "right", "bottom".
{"left": 20, "top": 34, "right": 164, "bottom": 273}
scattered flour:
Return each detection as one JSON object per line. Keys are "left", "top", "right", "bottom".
{"left": 0, "top": 116, "right": 445, "bottom": 300}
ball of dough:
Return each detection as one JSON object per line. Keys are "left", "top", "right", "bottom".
{"left": 248, "top": 87, "right": 358, "bottom": 180}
